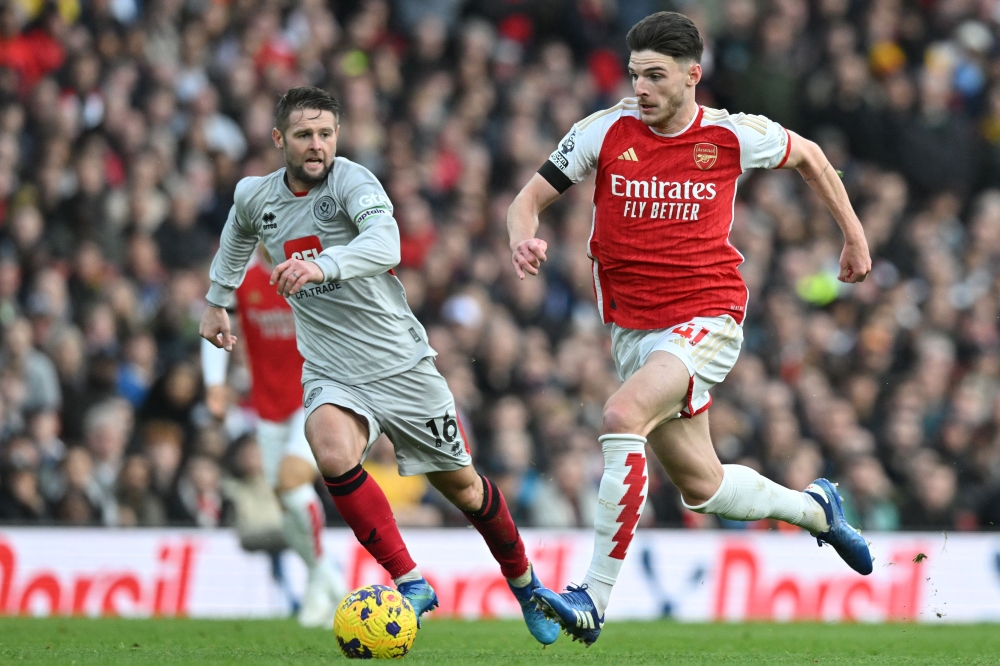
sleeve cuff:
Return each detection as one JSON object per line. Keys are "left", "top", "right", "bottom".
{"left": 206, "top": 282, "right": 236, "bottom": 309}
{"left": 775, "top": 129, "right": 792, "bottom": 169}
{"left": 538, "top": 160, "right": 574, "bottom": 193}
{"left": 314, "top": 253, "right": 341, "bottom": 282}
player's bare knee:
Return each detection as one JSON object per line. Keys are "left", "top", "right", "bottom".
{"left": 600, "top": 401, "right": 644, "bottom": 436}
{"left": 305, "top": 404, "right": 368, "bottom": 476}
{"left": 306, "top": 424, "right": 364, "bottom": 476}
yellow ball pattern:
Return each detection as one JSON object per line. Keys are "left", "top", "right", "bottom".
{"left": 333, "top": 584, "right": 418, "bottom": 659}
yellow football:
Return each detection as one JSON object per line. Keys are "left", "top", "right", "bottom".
{"left": 333, "top": 584, "right": 418, "bottom": 659}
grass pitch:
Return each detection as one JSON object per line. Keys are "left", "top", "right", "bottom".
{"left": 0, "top": 617, "right": 997, "bottom": 665}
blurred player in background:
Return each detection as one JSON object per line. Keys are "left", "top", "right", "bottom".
{"left": 508, "top": 12, "right": 874, "bottom": 645}
{"left": 201, "top": 245, "right": 345, "bottom": 627}
{"left": 200, "top": 86, "right": 559, "bottom": 644}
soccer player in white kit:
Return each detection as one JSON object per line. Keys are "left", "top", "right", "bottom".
{"left": 201, "top": 246, "right": 345, "bottom": 627}
{"left": 199, "top": 87, "right": 558, "bottom": 643}
{"left": 507, "top": 12, "right": 874, "bottom": 645}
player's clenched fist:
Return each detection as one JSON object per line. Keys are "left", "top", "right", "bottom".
{"left": 511, "top": 238, "right": 548, "bottom": 279}
{"left": 838, "top": 238, "right": 871, "bottom": 283}
{"left": 200, "top": 306, "right": 238, "bottom": 351}
{"left": 271, "top": 258, "right": 325, "bottom": 296}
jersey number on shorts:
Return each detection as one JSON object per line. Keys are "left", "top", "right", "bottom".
{"left": 425, "top": 413, "right": 461, "bottom": 453}
{"left": 673, "top": 324, "right": 709, "bottom": 345}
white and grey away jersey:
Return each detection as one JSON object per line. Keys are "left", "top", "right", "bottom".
{"left": 206, "top": 157, "right": 433, "bottom": 386}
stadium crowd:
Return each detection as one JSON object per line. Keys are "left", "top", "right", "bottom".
{"left": 0, "top": 0, "right": 998, "bottom": 533}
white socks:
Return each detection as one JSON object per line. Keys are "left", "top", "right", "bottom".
{"left": 280, "top": 483, "right": 327, "bottom": 570}
{"left": 393, "top": 569, "right": 423, "bottom": 586}
{"left": 581, "top": 434, "right": 648, "bottom": 616}
{"left": 507, "top": 562, "right": 533, "bottom": 588}
{"left": 684, "top": 464, "right": 829, "bottom": 533}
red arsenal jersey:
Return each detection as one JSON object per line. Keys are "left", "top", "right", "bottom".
{"left": 541, "top": 99, "right": 791, "bottom": 329}
{"left": 234, "top": 262, "right": 304, "bottom": 421}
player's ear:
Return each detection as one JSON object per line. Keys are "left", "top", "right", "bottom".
{"left": 272, "top": 127, "right": 284, "bottom": 149}
{"left": 687, "top": 62, "right": 702, "bottom": 87}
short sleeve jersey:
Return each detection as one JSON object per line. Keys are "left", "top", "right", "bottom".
{"left": 233, "top": 262, "right": 304, "bottom": 421}
{"left": 540, "top": 99, "right": 791, "bottom": 329}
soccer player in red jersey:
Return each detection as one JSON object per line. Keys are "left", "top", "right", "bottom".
{"left": 202, "top": 246, "right": 345, "bottom": 627}
{"left": 507, "top": 12, "right": 874, "bottom": 644}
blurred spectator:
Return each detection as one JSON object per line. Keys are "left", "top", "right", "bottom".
{"left": 82, "top": 399, "right": 131, "bottom": 523}
{"left": 169, "top": 454, "right": 229, "bottom": 528}
{"left": 0, "top": 435, "right": 46, "bottom": 521}
{"left": 221, "top": 435, "right": 287, "bottom": 550}
{"left": 2, "top": 316, "right": 60, "bottom": 413}
{"left": 53, "top": 446, "right": 102, "bottom": 525}
{"left": 116, "top": 454, "right": 166, "bottom": 527}
{"left": 116, "top": 331, "right": 158, "bottom": 408}
{"left": 840, "top": 455, "right": 900, "bottom": 532}
{"left": 900, "top": 462, "right": 963, "bottom": 530}
{"left": 141, "top": 420, "right": 184, "bottom": 505}
{"left": 529, "top": 450, "right": 598, "bottom": 529}
{"left": 29, "top": 408, "right": 64, "bottom": 501}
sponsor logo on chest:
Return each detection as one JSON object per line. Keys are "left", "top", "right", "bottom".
{"left": 605, "top": 141, "right": 732, "bottom": 221}
{"left": 283, "top": 235, "right": 323, "bottom": 262}
{"left": 609, "top": 174, "right": 718, "bottom": 222}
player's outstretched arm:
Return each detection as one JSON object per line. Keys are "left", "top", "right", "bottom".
{"left": 781, "top": 132, "right": 871, "bottom": 283}
{"left": 507, "top": 173, "right": 561, "bottom": 279}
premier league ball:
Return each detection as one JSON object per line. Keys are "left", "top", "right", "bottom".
{"left": 333, "top": 585, "right": 418, "bottom": 659}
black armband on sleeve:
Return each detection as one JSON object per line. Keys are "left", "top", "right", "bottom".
{"left": 538, "top": 160, "right": 574, "bottom": 194}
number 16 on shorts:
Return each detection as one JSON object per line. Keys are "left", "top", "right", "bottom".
{"left": 424, "top": 413, "right": 461, "bottom": 453}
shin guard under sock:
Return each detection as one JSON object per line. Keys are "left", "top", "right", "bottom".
{"left": 581, "top": 434, "right": 649, "bottom": 615}
{"left": 463, "top": 475, "right": 529, "bottom": 580}
{"left": 324, "top": 464, "right": 417, "bottom": 579}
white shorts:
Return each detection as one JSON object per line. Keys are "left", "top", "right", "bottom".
{"left": 611, "top": 315, "right": 743, "bottom": 420}
{"left": 256, "top": 408, "right": 317, "bottom": 487}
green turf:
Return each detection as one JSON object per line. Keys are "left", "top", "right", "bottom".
{"left": 0, "top": 618, "right": 997, "bottom": 665}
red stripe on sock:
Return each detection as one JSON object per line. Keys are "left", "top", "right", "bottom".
{"left": 609, "top": 453, "right": 646, "bottom": 559}
{"left": 325, "top": 467, "right": 365, "bottom": 488}
{"left": 307, "top": 499, "right": 324, "bottom": 558}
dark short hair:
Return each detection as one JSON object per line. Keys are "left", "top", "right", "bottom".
{"left": 626, "top": 11, "right": 703, "bottom": 63}
{"left": 275, "top": 86, "right": 341, "bottom": 133}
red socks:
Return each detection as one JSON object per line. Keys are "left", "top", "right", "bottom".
{"left": 464, "top": 476, "right": 529, "bottom": 580}
{"left": 324, "top": 464, "right": 416, "bottom": 580}
{"left": 326, "top": 467, "right": 528, "bottom": 583}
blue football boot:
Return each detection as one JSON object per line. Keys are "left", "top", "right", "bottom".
{"left": 397, "top": 578, "right": 439, "bottom": 626}
{"left": 805, "top": 478, "right": 874, "bottom": 575}
{"left": 508, "top": 568, "right": 560, "bottom": 645}
{"left": 531, "top": 584, "right": 604, "bottom": 646}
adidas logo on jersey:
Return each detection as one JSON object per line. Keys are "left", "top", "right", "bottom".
{"left": 262, "top": 212, "right": 277, "bottom": 229}
{"left": 617, "top": 147, "right": 639, "bottom": 162}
